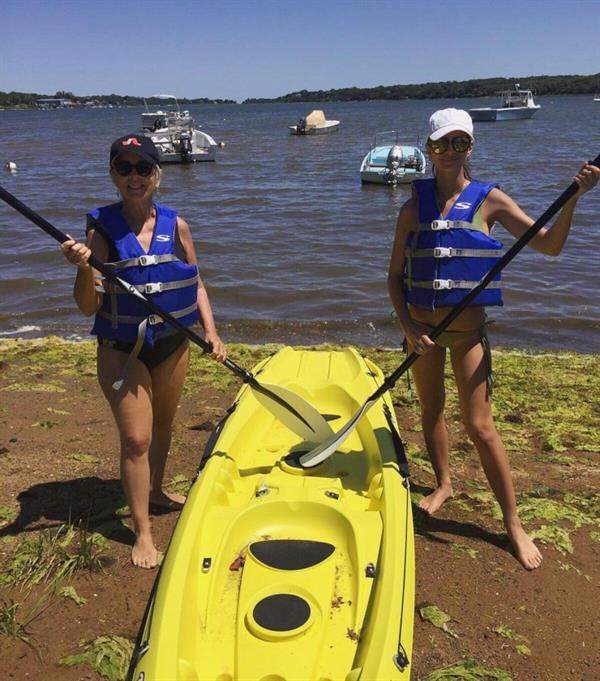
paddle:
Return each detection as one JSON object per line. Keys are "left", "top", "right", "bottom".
{"left": 0, "top": 185, "right": 334, "bottom": 443}
{"left": 300, "top": 154, "right": 600, "bottom": 467}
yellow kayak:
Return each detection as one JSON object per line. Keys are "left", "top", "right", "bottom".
{"left": 129, "top": 347, "right": 414, "bottom": 681}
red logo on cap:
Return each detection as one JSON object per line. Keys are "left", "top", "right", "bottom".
{"left": 122, "top": 137, "right": 142, "bottom": 147}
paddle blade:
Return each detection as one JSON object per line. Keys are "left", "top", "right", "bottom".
{"left": 299, "top": 396, "right": 378, "bottom": 468}
{"left": 252, "top": 382, "right": 335, "bottom": 443}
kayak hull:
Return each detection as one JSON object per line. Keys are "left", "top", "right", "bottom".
{"left": 129, "top": 347, "right": 414, "bottom": 680}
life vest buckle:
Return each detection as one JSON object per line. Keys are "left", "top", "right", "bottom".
{"left": 148, "top": 314, "right": 163, "bottom": 325}
{"left": 139, "top": 255, "right": 159, "bottom": 266}
{"left": 431, "top": 219, "right": 450, "bottom": 230}
{"left": 433, "top": 247, "right": 452, "bottom": 258}
{"left": 433, "top": 279, "right": 453, "bottom": 290}
{"left": 143, "top": 282, "right": 163, "bottom": 294}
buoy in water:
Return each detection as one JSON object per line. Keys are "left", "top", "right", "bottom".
{"left": 218, "top": 141, "right": 225, "bottom": 148}
{"left": 4, "top": 161, "right": 17, "bottom": 172}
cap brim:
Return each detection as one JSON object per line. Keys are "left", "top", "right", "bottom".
{"left": 429, "top": 124, "right": 473, "bottom": 141}
{"left": 111, "top": 150, "right": 161, "bottom": 166}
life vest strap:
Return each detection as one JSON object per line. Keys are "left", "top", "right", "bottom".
{"left": 416, "top": 219, "right": 488, "bottom": 233}
{"left": 97, "top": 302, "right": 198, "bottom": 327}
{"left": 406, "top": 247, "right": 503, "bottom": 259}
{"left": 105, "top": 253, "right": 179, "bottom": 269}
{"left": 103, "top": 274, "right": 199, "bottom": 295}
{"left": 407, "top": 278, "right": 502, "bottom": 291}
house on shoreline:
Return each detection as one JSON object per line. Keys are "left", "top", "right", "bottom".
{"left": 35, "top": 98, "right": 76, "bottom": 109}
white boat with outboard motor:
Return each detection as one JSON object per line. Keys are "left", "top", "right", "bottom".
{"left": 360, "top": 131, "right": 426, "bottom": 185}
{"left": 468, "top": 84, "right": 540, "bottom": 121}
{"left": 141, "top": 94, "right": 194, "bottom": 134}
{"left": 140, "top": 94, "right": 220, "bottom": 163}
{"left": 289, "top": 109, "right": 340, "bottom": 135}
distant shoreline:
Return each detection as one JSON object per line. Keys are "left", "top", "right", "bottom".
{"left": 1, "top": 91, "right": 598, "bottom": 112}
{"left": 2, "top": 72, "right": 598, "bottom": 109}
{"left": 243, "top": 73, "right": 600, "bottom": 103}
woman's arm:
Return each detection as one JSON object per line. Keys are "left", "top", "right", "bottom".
{"left": 61, "top": 228, "right": 108, "bottom": 316}
{"left": 387, "top": 197, "right": 435, "bottom": 354}
{"left": 176, "top": 217, "right": 226, "bottom": 361}
{"left": 484, "top": 162, "right": 599, "bottom": 256}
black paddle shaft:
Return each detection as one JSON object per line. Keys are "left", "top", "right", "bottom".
{"left": 0, "top": 184, "right": 257, "bottom": 386}
{"left": 376, "top": 153, "right": 600, "bottom": 399}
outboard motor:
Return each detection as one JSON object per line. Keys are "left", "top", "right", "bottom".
{"left": 180, "top": 131, "right": 193, "bottom": 162}
{"left": 385, "top": 145, "right": 403, "bottom": 184}
{"left": 297, "top": 118, "right": 306, "bottom": 135}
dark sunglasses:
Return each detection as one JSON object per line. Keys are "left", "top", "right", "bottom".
{"left": 112, "top": 160, "right": 155, "bottom": 177}
{"left": 427, "top": 135, "right": 472, "bottom": 155}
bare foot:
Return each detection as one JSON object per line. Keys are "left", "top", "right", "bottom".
{"left": 507, "top": 524, "right": 543, "bottom": 570}
{"left": 418, "top": 483, "right": 453, "bottom": 515}
{"left": 131, "top": 533, "right": 159, "bottom": 569}
{"left": 149, "top": 489, "right": 186, "bottom": 511}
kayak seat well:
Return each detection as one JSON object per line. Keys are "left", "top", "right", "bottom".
{"left": 249, "top": 539, "right": 335, "bottom": 570}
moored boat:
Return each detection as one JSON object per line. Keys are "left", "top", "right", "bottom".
{"left": 360, "top": 131, "right": 426, "bottom": 185}
{"left": 141, "top": 94, "right": 219, "bottom": 163}
{"left": 289, "top": 109, "right": 340, "bottom": 135}
{"left": 469, "top": 83, "right": 540, "bottom": 121}
{"left": 128, "top": 346, "right": 415, "bottom": 681}
{"left": 150, "top": 126, "right": 218, "bottom": 163}
{"left": 140, "top": 94, "right": 194, "bottom": 134}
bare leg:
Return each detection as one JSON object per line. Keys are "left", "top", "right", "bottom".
{"left": 148, "top": 340, "right": 190, "bottom": 509}
{"left": 450, "top": 335, "right": 542, "bottom": 570}
{"left": 411, "top": 344, "right": 454, "bottom": 514}
{"left": 97, "top": 346, "right": 158, "bottom": 569}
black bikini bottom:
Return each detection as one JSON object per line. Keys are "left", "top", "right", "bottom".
{"left": 98, "top": 332, "right": 187, "bottom": 370}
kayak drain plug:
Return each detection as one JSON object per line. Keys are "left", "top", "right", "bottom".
{"left": 202, "top": 557, "right": 212, "bottom": 573}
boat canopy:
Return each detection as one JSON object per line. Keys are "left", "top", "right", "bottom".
{"left": 305, "top": 110, "right": 327, "bottom": 128}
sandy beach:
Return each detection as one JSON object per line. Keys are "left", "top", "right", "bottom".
{"left": 0, "top": 338, "right": 599, "bottom": 680}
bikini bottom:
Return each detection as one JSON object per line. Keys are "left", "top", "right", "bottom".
{"left": 98, "top": 332, "right": 187, "bottom": 371}
{"left": 403, "top": 323, "right": 494, "bottom": 397}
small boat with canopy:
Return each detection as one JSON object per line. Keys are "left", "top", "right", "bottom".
{"left": 360, "top": 131, "right": 426, "bottom": 185}
{"left": 289, "top": 109, "right": 340, "bottom": 135}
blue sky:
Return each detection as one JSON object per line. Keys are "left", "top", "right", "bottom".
{"left": 2, "top": 0, "right": 599, "bottom": 101}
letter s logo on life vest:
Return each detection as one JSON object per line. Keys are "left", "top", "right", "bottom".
{"left": 454, "top": 201, "right": 472, "bottom": 210}
{"left": 122, "top": 137, "right": 142, "bottom": 147}
{"left": 156, "top": 234, "right": 170, "bottom": 242}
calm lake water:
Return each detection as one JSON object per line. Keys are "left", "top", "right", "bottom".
{"left": 0, "top": 97, "right": 598, "bottom": 352}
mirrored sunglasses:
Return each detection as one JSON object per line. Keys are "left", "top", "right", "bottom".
{"left": 112, "top": 160, "right": 155, "bottom": 177}
{"left": 428, "top": 135, "right": 472, "bottom": 155}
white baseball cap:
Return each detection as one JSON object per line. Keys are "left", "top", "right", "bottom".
{"left": 428, "top": 108, "right": 474, "bottom": 141}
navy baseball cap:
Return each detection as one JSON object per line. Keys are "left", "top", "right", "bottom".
{"left": 110, "top": 134, "right": 161, "bottom": 166}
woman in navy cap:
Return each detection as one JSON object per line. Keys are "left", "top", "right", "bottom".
{"left": 62, "top": 134, "right": 225, "bottom": 568}
{"left": 388, "top": 109, "right": 598, "bottom": 570}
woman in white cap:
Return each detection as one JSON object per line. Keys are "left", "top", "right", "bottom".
{"left": 61, "top": 134, "right": 226, "bottom": 568}
{"left": 388, "top": 108, "right": 598, "bottom": 570}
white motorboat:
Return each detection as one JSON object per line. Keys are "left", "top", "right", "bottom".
{"left": 360, "top": 132, "right": 426, "bottom": 185}
{"left": 141, "top": 95, "right": 194, "bottom": 134}
{"left": 141, "top": 94, "right": 219, "bottom": 163}
{"left": 150, "top": 126, "right": 218, "bottom": 163}
{"left": 469, "top": 84, "right": 540, "bottom": 121}
{"left": 289, "top": 109, "right": 340, "bottom": 135}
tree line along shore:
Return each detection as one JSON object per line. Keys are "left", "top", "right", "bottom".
{"left": 2, "top": 73, "right": 599, "bottom": 109}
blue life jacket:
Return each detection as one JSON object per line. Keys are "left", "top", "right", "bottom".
{"left": 89, "top": 202, "right": 199, "bottom": 346}
{"left": 404, "top": 178, "right": 504, "bottom": 310}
